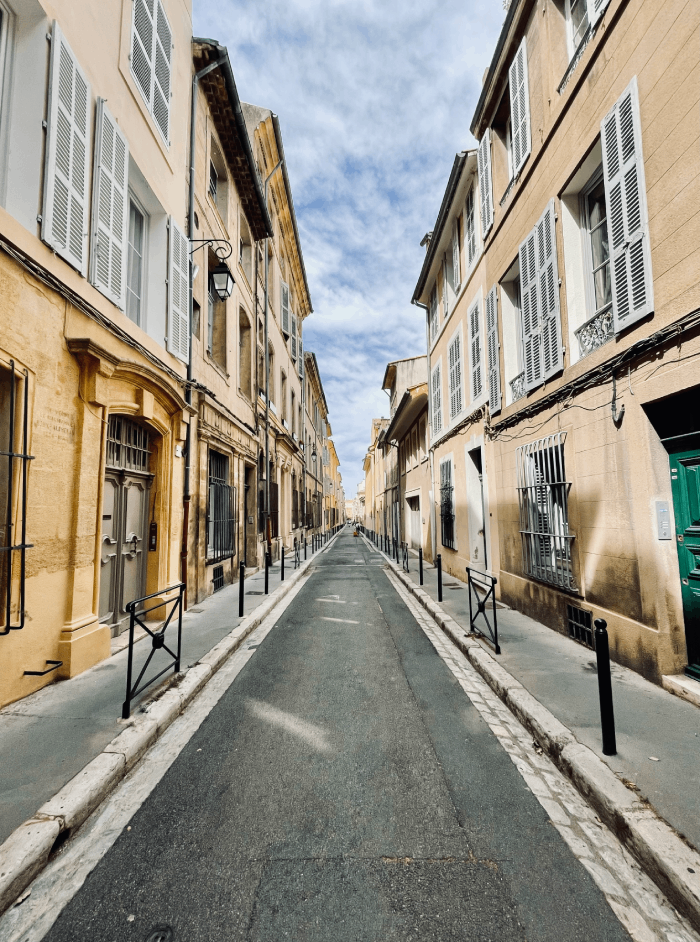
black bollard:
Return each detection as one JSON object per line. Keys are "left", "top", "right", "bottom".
{"left": 304, "top": 538, "right": 307, "bottom": 560}
{"left": 281, "top": 546, "right": 285, "bottom": 581}
{"left": 594, "top": 619, "right": 617, "bottom": 755}
{"left": 238, "top": 561, "right": 245, "bottom": 617}
{"left": 264, "top": 551, "right": 269, "bottom": 595}
{"left": 419, "top": 547, "right": 423, "bottom": 585}
{"left": 437, "top": 554, "right": 443, "bottom": 602}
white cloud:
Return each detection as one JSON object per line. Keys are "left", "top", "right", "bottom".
{"left": 193, "top": 0, "right": 505, "bottom": 497}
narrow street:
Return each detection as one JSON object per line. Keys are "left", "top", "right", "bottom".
{"left": 8, "top": 531, "right": 688, "bottom": 942}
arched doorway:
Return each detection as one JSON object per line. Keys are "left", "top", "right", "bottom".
{"left": 99, "top": 415, "right": 154, "bottom": 635}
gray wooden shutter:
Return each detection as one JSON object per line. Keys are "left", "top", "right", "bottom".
{"left": 131, "top": 0, "right": 154, "bottom": 107}
{"left": 442, "top": 258, "right": 449, "bottom": 318}
{"left": 429, "top": 287, "right": 439, "bottom": 341}
{"left": 448, "top": 334, "right": 463, "bottom": 419}
{"left": 432, "top": 363, "right": 442, "bottom": 436}
{"left": 291, "top": 312, "right": 298, "bottom": 359}
{"left": 509, "top": 38, "right": 531, "bottom": 177}
{"left": 537, "top": 200, "right": 564, "bottom": 379}
{"left": 519, "top": 228, "right": 541, "bottom": 392}
{"left": 152, "top": 0, "right": 172, "bottom": 143}
{"left": 298, "top": 339, "right": 304, "bottom": 377}
{"left": 167, "top": 217, "right": 190, "bottom": 363}
{"left": 90, "top": 99, "right": 129, "bottom": 309}
{"left": 42, "top": 22, "right": 91, "bottom": 275}
{"left": 601, "top": 77, "right": 653, "bottom": 334}
{"left": 486, "top": 285, "right": 501, "bottom": 416}
{"left": 452, "top": 221, "right": 460, "bottom": 291}
{"left": 468, "top": 298, "right": 483, "bottom": 401}
{"left": 478, "top": 130, "right": 494, "bottom": 237}
{"left": 131, "top": 0, "right": 171, "bottom": 143}
{"left": 281, "top": 281, "right": 290, "bottom": 335}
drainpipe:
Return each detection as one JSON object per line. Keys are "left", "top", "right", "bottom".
{"left": 413, "top": 299, "right": 436, "bottom": 562}
{"left": 263, "top": 159, "right": 283, "bottom": 554}
{"left": 181, "top": 54, "right": 227, "bottom": 607}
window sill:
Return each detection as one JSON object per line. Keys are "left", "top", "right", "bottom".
{"left": 558, "top": 25, "right": 596, "bottom": 95}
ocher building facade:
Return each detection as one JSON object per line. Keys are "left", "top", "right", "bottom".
{"left": 0, "top": 0, "right": 192, "bottom": 707}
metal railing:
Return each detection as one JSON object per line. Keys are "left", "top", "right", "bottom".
{"left": 122, "top": 583, "right": 185, "bottom": 719}
{"left": 466, "top": 567, "right": 500, "bottom": 654}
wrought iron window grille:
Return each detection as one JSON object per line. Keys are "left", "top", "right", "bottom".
{"left": 1, "top": 361, "right": 34, "bottom": 635}
{"left": 106, "top": 415, "right": 150, "bottom": 472}
{"left": 207, "top": 450, "right": 235, "bottom": 563}
{"left": 212, "top": 564, "right": 224, "bottom": 592}
{"left": 440, "top": 484, "right": 455, "bottom": 550}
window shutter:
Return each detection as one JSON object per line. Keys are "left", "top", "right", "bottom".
{"left": 442, "top": 259, "right": 449, "bottom": 318}
{"left": 42, "top": 22, "right": 91, "bottom": 275}
{"left": 281, "top": 281, "right": 290, "bottom": 335}
{"left": 478, "top": 130, "right": 494, "bottom": 237}
{"left": 486, "top": 285, "right": 501, "bottom": 416}
{"left": 167, "top": 217, "right": 190, "bottom": 363}
{"left": 519, "top": 228, "right": 541, "bottom": 392}
{"left": 452, "top": 221, "right": 460, "bottom": 292}
{"left": 601, "top": 77, "right": 653, "bottom": 334}
{"left": 298, "top": 340, "right": 304, "bottom": 378}
{"left": 131, "top": 0, "right": 154, "bottom": 107}
{"left": 431, "top": 364, "right": 442, "bottom": 436}
{"left": 153, "top": 0, "right": 172, "bottom": 143}
{"left": 536, "top": 200, "right": 564, "bottom": 379}
{"left": 429, "top": 286, "right": 439, "bottom": 342}
{"left": 131, "top": 0, "right": 171, "bottom": 143}
{"left": 509, "top": 38, "right": 531, "bottom": 177}
{"left": 448, "top": 334, "right": 463, "bottom": 420}
{"left": 468, "top": 298, "right": 483, "bottom": 401}
{"left": 90, "top": 99, "right": 129, "bottom": 309}
{"left": 291, "top": 312, "right": 298, "bottom": 359}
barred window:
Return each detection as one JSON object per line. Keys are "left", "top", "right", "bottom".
{"left": 516, "top": 433, "right": 575, "bottom": 589}
{"left": 107, "top": 415, "right": 150, "bottom": 472}
{"left": 440, "top": 458, "right": 455, "bottom": 550}
{"left": 207, "top": 450, "right": 235, "bottom": 562}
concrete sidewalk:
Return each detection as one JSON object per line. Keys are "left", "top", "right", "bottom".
{"left": 388, "top": 545, "right": 700, "bottom": 855}
{"left": 0, "top": 542, "right": 322, "bottom": 845}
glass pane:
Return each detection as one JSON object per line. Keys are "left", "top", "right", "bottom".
{"left": 587, "top": 181, "right": 611, "bottom": 311}
{"left": 570, "top": 0, "right": 588, "bottom": 47}
{"left": 593, "top": 264, "right": 612, "bottom": 311}
{"left": 126, "top": 202, "right": 144, "bottom": 325}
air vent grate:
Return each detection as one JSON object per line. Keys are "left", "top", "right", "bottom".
{"left": 566, "top": 604, "right": 594, "bottom": 649}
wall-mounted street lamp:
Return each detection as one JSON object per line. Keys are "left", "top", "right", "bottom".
{"left": 189, "top": 238, "right": 234, "bottom": 301}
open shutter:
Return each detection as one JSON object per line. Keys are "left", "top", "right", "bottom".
{"left": 298, "top": 340, "right": 304, "bottom": 378}
{"left": 442, "top": 258, "right": 449, "bottom": 319}
{"left": 537, "top": 201, "right": 563, "bottom": 379}
{"left": 468, "top": 298, "right": 483, "bottom": 401}
{"left": 601, "top": 77, "right": 653, "bottom": 335}
{"left": 448, "top": 334, "right": 463, "bottom": 419}
{"left": 509, "top": 38, "right": 531, "bottom": 177}
{"left": 478, "top": 130, "right": 494, "bottom": 237}
{"left": 486, "top": 285, "right": 501, "bottom": 416}
{"left": 90, "top": 99, "right": 129, "bottom": 308}
{"left": 281, "top": 281, "right": 290, "bottom": 335}
{"left": 167, "top": 217, "right": 190, "bottom": 363}
{"left": 131, "top": 0, "right": 154, "bottom": 107}
{"left": 520, "top": 228, "right": 541, "bottom": 392}
{"left": 152, "top": 0, "right": 172, "bottom": 143}
{"left": 291, "top": 312, "right": 298, "bottom": 360}
{"left": 431, "top": 364, "right": 442, "bottom": 436}
{"left": 452, "top": 221, "right": 461, "bottom": 292}
{"left": 42, "top": 22, "right": 91, "bottom": 275}
{"left": 429, "top": 286, "right": 439, "bottom": 341}
{"left": 131, "top": 0, "right": 171, "bottom": 144}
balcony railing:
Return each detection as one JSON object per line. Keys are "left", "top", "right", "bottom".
{"left": 510, "top": 371, "right": 525, "bottom": 403}
{"left": 575, "top": 307, "right": 614, "bottom": 359}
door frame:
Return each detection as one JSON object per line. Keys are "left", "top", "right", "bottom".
{"left": 667, "top": 435, "right": 700, "bottom": 680}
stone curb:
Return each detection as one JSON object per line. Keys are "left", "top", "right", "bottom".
{"left": 0, "top": 529, "right": 342, "bottom": 916}
{"left": 382, "top": 556, "right": 700, "bottom": 932}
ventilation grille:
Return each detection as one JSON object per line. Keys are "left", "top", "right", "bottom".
{"left": 212, "top": 565, "right": 224, "bottom": 593}
{"left": 566, "top": 604, "right": 594, "bottom": 649}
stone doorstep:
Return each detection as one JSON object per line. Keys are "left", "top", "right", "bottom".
{"left": 389, "top": 562, "right": 700, "bottom": 934}
{"left": 0, "top": 529, "right": 343, "bottom": 918}
{"left": 662, "top": 673, "right": 700, "bottom": 710}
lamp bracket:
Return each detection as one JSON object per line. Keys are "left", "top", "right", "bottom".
{"left": 189, "top": 238, "right": 233, "bottom": 261}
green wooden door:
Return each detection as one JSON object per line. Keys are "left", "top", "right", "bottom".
{"left": 669, "top": 447, "right": 700, "bottom": 679}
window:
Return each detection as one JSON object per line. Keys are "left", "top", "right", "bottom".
{"left": 431, "top": 362, "right": 442, "bottom": 437}
{"left": 448, "top": 332, "right": 463, "bottom": 420}
{"left": 209, "top": 161, "right": 218, "bottom": 202}
{"left": 442, "top": 260, "right": 450, "bottom": 319}
{"left": 207, "top": 450, "right": 235, "bottom": 562}
{"left": 281, "top": 281, "right": 291, "bottom": 335}
{"left": 281, "top": 370, "right": 287, "bottom": 425}
{"left": 440, "top": 459, "right": 455, "bottom": 550}
{"left": 131, "top": 0, "right": 172, "bottom": 143}
{"left": 239, "top": 311, "right": 252, "bottom": 399}
{"left": 239, "top": 215, "right": 253, "bottom": 284}
{"left": 452, "top": 220, "right": 461, "bottom": 293}
{"left": 465, "top": 186, "right": 477, "bottom": 268}
{"left": 291, "top": 390, "right": 296, "bottom": 436}
{"left": 582, "top": 171, "right": 612, "bottom": 332}
{"left": 500, "top": 271, "right": 525, "bottom": 404}
{"left": 126, "top": 199, "right": 147, "bottom": 325}
{"left": 485, "top": 286, "right": 502, "bottom": 416}
{"left": 567, "top": 0, "right": 589, "bottom": 51}
{"left": 516, "top": 433, "right": 574, "bottom": 590}
{"left": 207, "top": 255, "right": 226, "bottom": 369}
{"left": 429, "top": 286, "right": 439, "bottom": 342}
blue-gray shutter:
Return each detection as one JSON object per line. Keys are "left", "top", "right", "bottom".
{"left": 520, "top": 228, "right": 541, "bottom": 392}
{"left": 486, "top": 285, "right": 501, "bottom": 416}
{"left": 167, "top": 217, "right": 190, "bottom": 363}
{"left": 478, "top": 130, "right": 494, "bottom": 237}
{"left": 508, "top": 38, "right": 531, "bottom": 177}
{"left": 537, "top": 201, "right": 563, "bottom": 379}
{"left": 90, "top": 99, "right": 129, "bottom": 308}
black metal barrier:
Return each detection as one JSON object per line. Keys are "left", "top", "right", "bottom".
{"left": 466, "top": 567, "right": 500, "bottom": 654}
{"left": 122, "top": 583, "right": 185, "bottom": 719}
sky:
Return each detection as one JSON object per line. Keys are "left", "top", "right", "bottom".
{"left": 193, "top": 0, "right": 507, "bottom": 499}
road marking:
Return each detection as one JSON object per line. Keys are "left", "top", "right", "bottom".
{"left": 315, "top": 598, "right": 346, "bottom": 604}
{"left": 383, "top": 569, "right": 700, "bottom": 942}
{"left": 245, "top": 698, "right": 331, "bottom": 752}
{"left": 320, "top": 616, "right": 359, "bottom": 625}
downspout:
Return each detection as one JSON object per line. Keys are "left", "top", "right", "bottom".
{"left": 182, "top": 54, "right": 227, "bottom": 607}
{"left": 413, "top": 299, "right": 436, "bottom": 562}
{"left": 263, "top": 159, "right": 283, "bottom": 554}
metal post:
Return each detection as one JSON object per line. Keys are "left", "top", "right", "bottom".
{"left": 122, "top": 611, "right": 135, "bottom": 719}
{"left": 238, "top": 561, "right": 245, "bottom": 617}
{"left": 304, "top": 538, "right": 307, "bottom": 560}
{"left": 437, "top": 554, "right": 443, "bottom": 603}
{"left": 594, "top": 619, "right": 617, "bottom": 755}
{"left": 281, "top": 546, "right": 285, "bottom": 582}
{"left": 264, "top": 551, "right": 269, "bottom": 595}
{"left": 419, "top": 547, "right": 423, "bottom": 585}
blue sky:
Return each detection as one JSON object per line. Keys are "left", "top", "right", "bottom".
{"left": 193, "top": 0, "right": 507, "bottom": 499}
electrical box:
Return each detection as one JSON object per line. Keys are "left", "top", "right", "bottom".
{"left": 149, "top": 521, "right": 158, "bottom": 551}
{"left": 655, "top": 501, "right": 671, "bottom": 540}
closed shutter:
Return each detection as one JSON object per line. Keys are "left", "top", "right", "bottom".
{"left": 486, "top": 285, "right": 501, "bottom": 416}
{"left": 452, "top": 220, "right": 461, "bottom": 291}
{"left": 448, "top": 334, "right": 463, "bottom": 419}
{"left": 431, "top": 364, "right": 442, "bottom": 436}
{"left": 478, "top": 130, "right": 494, "bottom": 237}
{"left": 442, "top": 258, "right": 449, "bottom": 318}
{"left": 281, "top": 281, "right": 290, "bottom": 335}
{"left": 509, "top": 38, "right": 531, "bottom": 177}
{"left": 519, "top": 228, "right": 541, "bottom": 392}
{"left": 42, "top": 22, "right": 91, "bottom": 275}
{"left": 291, "top": 312, "right": 298, "bottom": 359}
{"left": 537, "top": 201, "right": 563, "bottom": 379}
{"left": 298, "top": 340, "right": 304, "bottom": 377}
{"left": 131, "top": 0, "right": 171, "bottom": 143}
{"left": 601, "top": 77, "right": 653, "bottom": 334}
{"left": 90, "top": 99, "right": 129, "bottom": 308}
{"left": 468, "top": 298, "right": 483, "bottom": 401}
{"left": 167, "top": 217, "right": 190, "bottom": 363}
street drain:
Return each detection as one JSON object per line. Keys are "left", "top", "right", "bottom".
{"left": 144, "top": 927, "right": 173, "bottom": 942}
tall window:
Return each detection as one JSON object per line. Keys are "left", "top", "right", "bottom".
{"left": 239, "top": 311, "right": 252, "bottom": 399}
{"left": 516, "top": 433, "right": 574, "bottom": 590}
{"left": 207, "top": 450, "right": 235, "bottom": 562}
{"left": 440, "top": 459, "right": 455, "bottom": 550}
{"left": 567, "top": 0, "right": 589, "bottom": 52}
{"left": 583, "top": 173, "right": 612, "bottom": 327}
{"left": 465, "top": 186, "right": 477, "bottom": 268}
{"left": 126, "top": 199, "right": 146, "bottom": 325}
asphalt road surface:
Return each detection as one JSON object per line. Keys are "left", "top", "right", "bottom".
{"left": 40, "top": 530, "right": 635, "bottom": 942}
